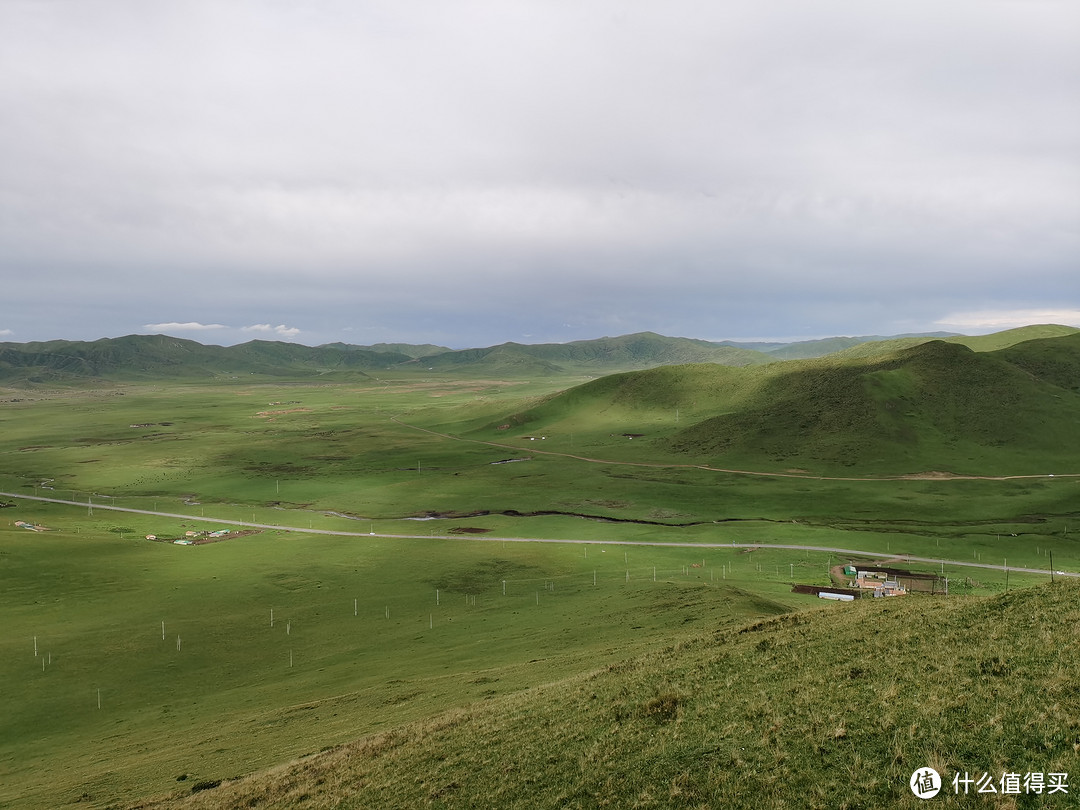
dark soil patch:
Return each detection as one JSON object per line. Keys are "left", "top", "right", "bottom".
{"left": 191, "top": 529, "right": 262, "bottom": 544}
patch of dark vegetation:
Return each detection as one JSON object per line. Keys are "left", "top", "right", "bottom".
{"left": 0, "top": 500, "right": 13, "bottom": 508}
{"left": 737, "top": 612, "right": 808, "bottom": 635}
{"left": 978, "top": 656, "right": 1011, "bottom": 678}
{"left": 429, "top": 559, "right": 546, "bottom": 594}
{"left": 447, "top": 526, "right": 491, "bottom": 534}
{"left": 642, "top": 693, "right": 681, "bottom": 723}
{"left": 75, "top": 436, "right": 134, "bottom": 446}
{"left": 243, "top": 461, "right": 317, "bottom": 476}
{"left": 384, "top": 690, "right": 423, "bottom": 705}
{"left": 428, "top": 781, "right": 460, "bottom": 800}
{"left": 190, "top": 779, "right": 222, "bottom": 793}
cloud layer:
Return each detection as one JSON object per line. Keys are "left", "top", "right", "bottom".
{"left": 2, "top": 1, "right": 1077, "bottom": 346}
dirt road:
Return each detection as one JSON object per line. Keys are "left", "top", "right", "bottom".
{"left": 2, "top": 490, "right": 1071, "bottom": 578}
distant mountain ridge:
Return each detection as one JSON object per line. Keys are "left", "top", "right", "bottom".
{"left": 727, "top": 332, "right": 959, "bottom": 360}
{"left": 0, "top": 334, "right": 410, "bottom": 383}
{"left": 1, "top": 326, "right": 1076, "bottom": 383}
{"left": 319, "top": 341, "right": 452, "bottom": 358}
{"left": 403, "top": 332, "right": 770, "bottom": 373}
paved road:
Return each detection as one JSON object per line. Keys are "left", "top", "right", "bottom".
{"left": 3, "top": 490, "right": 1071, "bottom": 578}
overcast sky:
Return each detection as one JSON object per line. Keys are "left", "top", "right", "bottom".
{"left": 2, "top": 1, "right": 1078, "bottom": 348}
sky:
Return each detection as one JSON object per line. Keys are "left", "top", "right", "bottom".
{"left": 2, "top": 1, "right": 1078, "bottom": 349}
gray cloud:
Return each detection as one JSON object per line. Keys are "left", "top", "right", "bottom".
{"left": 2, "top": 1, "right": 1077, "bottom": 346}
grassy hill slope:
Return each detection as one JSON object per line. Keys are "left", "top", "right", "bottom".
{"left": 493, "top": 361, "right": 774, "bottom": 435}
{"left": 489, "top": 332, "right": 1080, "bottom": 475}
{"left": 995, "top": 332, "right": 1080, "bottom": 393}
{"left": 826, "top": 324, "right": 1080, "bottom": 361}
{"left": 754, "top": 331, "right": 959, "bottom": 360}
{"left": 666, "top": 339, "right": 1080, "bottom": 473}
{"left": 139, "top": 580, "right": 1080, "bottom": 810}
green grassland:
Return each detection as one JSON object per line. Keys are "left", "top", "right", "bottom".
{"left": 1, "top": 328, "right": 1078, "bottom": 808}
{"left": 139, "top": 578, "right": 1080, "bottom": 810}
{"left": 3, "top": 511, "right": 840, "bottom": 808}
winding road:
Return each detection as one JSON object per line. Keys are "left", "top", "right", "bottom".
{"left": 3, "top": 490, "right": 1071, "bottom": 578}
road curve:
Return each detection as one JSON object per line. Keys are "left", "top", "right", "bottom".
{"left": 2, "top": 491, "right": 1070, "bottom": 578}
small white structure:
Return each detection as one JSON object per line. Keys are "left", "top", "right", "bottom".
{"left": 818, "top": 591, "right": 855, "bottom": 602}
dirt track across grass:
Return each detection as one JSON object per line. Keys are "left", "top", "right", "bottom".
{"left": 2, "top": 491, "right": 1072, "bottom": 579}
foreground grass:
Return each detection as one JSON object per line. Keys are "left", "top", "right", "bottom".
{"left": 0, "top": 513, "right": 818, "bottom": 809}
{"left": 139, "top": 580, "right": 1080, "bottom": 810}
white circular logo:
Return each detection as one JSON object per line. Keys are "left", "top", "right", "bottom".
{"left": 910, "top": 767, "right": 942, "bottom": 799}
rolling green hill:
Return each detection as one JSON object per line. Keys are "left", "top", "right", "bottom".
{"left": 995, "top": 332, "right": 1080, "bottom": 393}
{"left": 826, "top": 324, "right": 1080, "bottom": 361}
{"left": 493, "top": 332, "right": 1080, "bottom": 475}
{"left": 670, "top": 338, "right": 1080, "bottom": 473}
{"left": 745, "top": 331, "right": 959, "bottom": 360}
{"left": 136, "top": 580, "right": 1080, "bottom": 810}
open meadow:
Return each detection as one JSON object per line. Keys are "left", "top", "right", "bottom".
{"left": 1, "top": 367, "right": 1077, "bottom": 807}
